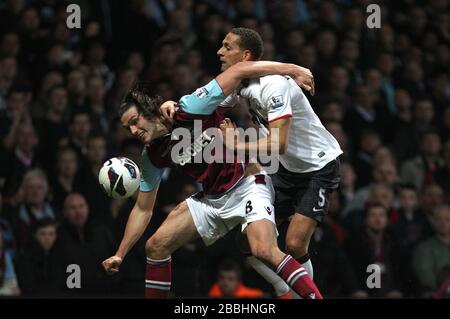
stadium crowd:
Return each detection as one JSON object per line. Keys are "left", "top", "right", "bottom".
{"left": 0, "top": 0, "right": 449, "bottom": 298}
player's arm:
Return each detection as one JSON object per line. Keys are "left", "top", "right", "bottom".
{"left": 221, "top": 77, "right": 292, "bottom": 154}
{"left": 102, "top": 150, "right": 163, "bottom": 274}
{"left": 216, "top": 61, "right": 314, "bottom": 96}
{"left": 116, "top": 189, "right": 157, "bottom": 258}
{"left": 220, "top": 117, "right": 291, "bottom": 154}
{"left": 173, "top": 61, "right": 313, "bottom": 117}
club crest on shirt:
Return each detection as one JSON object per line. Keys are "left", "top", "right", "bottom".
{"left": 269, "top": 95, "right": 284, "bottom": 108}
{"left": 195, "top": 86, "right": 209, "bottom": 99}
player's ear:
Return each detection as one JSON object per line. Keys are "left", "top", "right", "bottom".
{"left": 242, "top": 50, "right": 252, "bottom": 61}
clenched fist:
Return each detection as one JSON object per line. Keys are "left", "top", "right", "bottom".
{"left": 102, "top": 256, "right": 123, "bottom": 275}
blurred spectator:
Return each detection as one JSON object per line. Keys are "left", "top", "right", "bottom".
{"left": 343, "top": 85, "right": 381, "bottom": 149}
{"left": 208, "top": 258, "right": 265, "bottom": 298}
{"left": 317, "top": 66, "right": 351, "bottom": 107}
{"left": 74, "top": 134, "right": 111, "bottom": 226}
{"left": 66, "top": 69, "right": 87, "bottom": 110}
{"left": 400, "top": 130, "right": 442, "bottom": 192}
{"left": 56, "top": 193, "right": 114, "bottom": 295}
{"left": 0, "top": 192, "right": 16, "bottom": 258}
{"left": 436, "top": 266, "right": 450, "bottom": 299}
{"left": 16, "top": 218, "right": 65, "bottom": 296}
{"left": 308, "top": 221, "right": 360, "bottom": 298}
{"left": 35, "top": 84, "right": 68, "bottom": 173}
{"left": 412, "top": 205, "right": 450, "bottom": 297}
{"left": 392, "top": 184, "right": 430, "bottom": 246}
{"left": 338, "top": 161, "right": 357, "bottom": 213}
{"left": 439, "top": 107, "right": 450, "bottom": 142}
{"left": 107, "top": 68, "right": 137, "bottom": 112}
{"left": 434, "top": 139, "right": 450, "bottom": 201}
{"left": 0, "top": 31, "right": 20, "bottom": 59}
{"left": 398, "top": 61, "right": 427, "bottom": 98}
{"left": 0, "top": 227, "right": 20, "bottom": 296}
{"left": 84, "top": 40, "right": 114, "bottom": 91}
{"left": 3, "top": 121, "right": 40, "bottom": 197}
{"left": 85, "top": 75, "right": 109, "bottom": 134}
{"left": 345, "top": 157, "right": 398, "bottom": 217}
{"left": 351, "top": 130, "right": 382, "bottom": 188}
{"left": 171, "top": 64, "right": 195, "bottom": 98}
{"left": 49, "top": 147, "right": 79, "bottom": 213}
{"left": 394, "top": 98, "right": 436, "bottom": 162}
{"left": 430, "top": 72, "right": 450, "bottom": 116}
{"left": 125, "top": 51, "right": 145, "bottom": 78}
{"left": 31, "top": 71, "right": 64, "bottom": 118}
{"left": 0, "top": 56, "right": 19, "bottom": 110}
{"left": 165, "top": 8, "right": 197, "bottom": 49}
{"left": 345, "top": 204, "right": 403, "bottom": 298}
{"left": 344, "top": 182, "right": 396, "bottom": 233}
{"left": 9, "top": 169, "right": 56, "bottom": 249}
{"left": 60, "top": 110, "right": 92, "bottom": 159}
{"left": 391, "top": 183, "right": 431, "bottom": 295}
{"left": 1, "top": 84, "right": 32, "bottom": 150}
{"left": 419, "top": 184, "right": 445, "bottom": 225}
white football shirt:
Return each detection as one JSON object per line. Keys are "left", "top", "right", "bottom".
{"left": 221, "top": 75, "right": 343, "bottom": 173}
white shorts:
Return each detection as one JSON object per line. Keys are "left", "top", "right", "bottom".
{"left": 186, "top": 173, "right": 276, "bottom": 246}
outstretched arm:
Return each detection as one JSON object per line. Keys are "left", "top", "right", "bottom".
{"left": 216, "top": 61, "right": 314, "bottom": 96}
{"left": 102, "top": 188, "right": 157, "bottom": 274}
{"left": 102, "top": 150, "right": 162, "bottom": 274}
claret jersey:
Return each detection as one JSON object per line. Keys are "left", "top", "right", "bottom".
{"left": 139, "top": 79, "right": 246, "bottom": 195}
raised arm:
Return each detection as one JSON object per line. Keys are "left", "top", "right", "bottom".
{"left": 216, "top": 61, "right": 314, "bottom": 96}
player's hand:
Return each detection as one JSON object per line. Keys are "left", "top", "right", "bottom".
{"left": 219, "top": 118, "right": 238, "bottom": 150}
{"left": 102, "top": 255, "right": 123, "bottom": 275}
{"left": 160, "top": 100, "right": 177, "bottom": 120}
{"left": 290, "top": 66, "right": 315, "bottom": 96}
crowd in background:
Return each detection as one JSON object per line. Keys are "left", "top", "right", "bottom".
{"left": 0, "top": 0, "right": 449, "bottom": 298}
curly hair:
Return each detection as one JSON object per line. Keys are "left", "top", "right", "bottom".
{"left": 118, "top": 82, "right": 164, "bottom": 120}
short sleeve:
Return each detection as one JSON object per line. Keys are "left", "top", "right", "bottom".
{"left": 260, "top": 77, "right": 293, "bottom": 123}
{"left": 178, "top": 79, "right": 225, "bottom": 115}
{"left": 219, "top": 91, "right": 239, "bottom": 108}
{"left": 140, "top": 148, "right": 163, "bottom": 192}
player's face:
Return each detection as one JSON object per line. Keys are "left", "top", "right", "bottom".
{"left": 217, "top": 32, "right": 247, "bottom": 71}
{"left": 120, "top": 106, "right": 169, "bottom": 144}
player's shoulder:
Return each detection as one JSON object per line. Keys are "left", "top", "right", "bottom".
{"left": 255, "top": 75, "right": 292, "bottom": 92}
{"left": 259, "top": 74, "right": 290, "bottom": 84}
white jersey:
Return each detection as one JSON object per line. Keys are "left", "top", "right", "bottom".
{"left": 221, "top": 75, "right": 343, "bottom": 173}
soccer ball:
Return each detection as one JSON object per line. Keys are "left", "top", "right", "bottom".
{"left": 98, "top": 157, "right": 141, "bottom": 199}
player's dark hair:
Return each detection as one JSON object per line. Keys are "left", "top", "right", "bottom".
{"left": 119, "top": 83, "right": 163, "bottom": 120}
{"left": 230, "top": 27, "right": 264, "bottom": 60}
